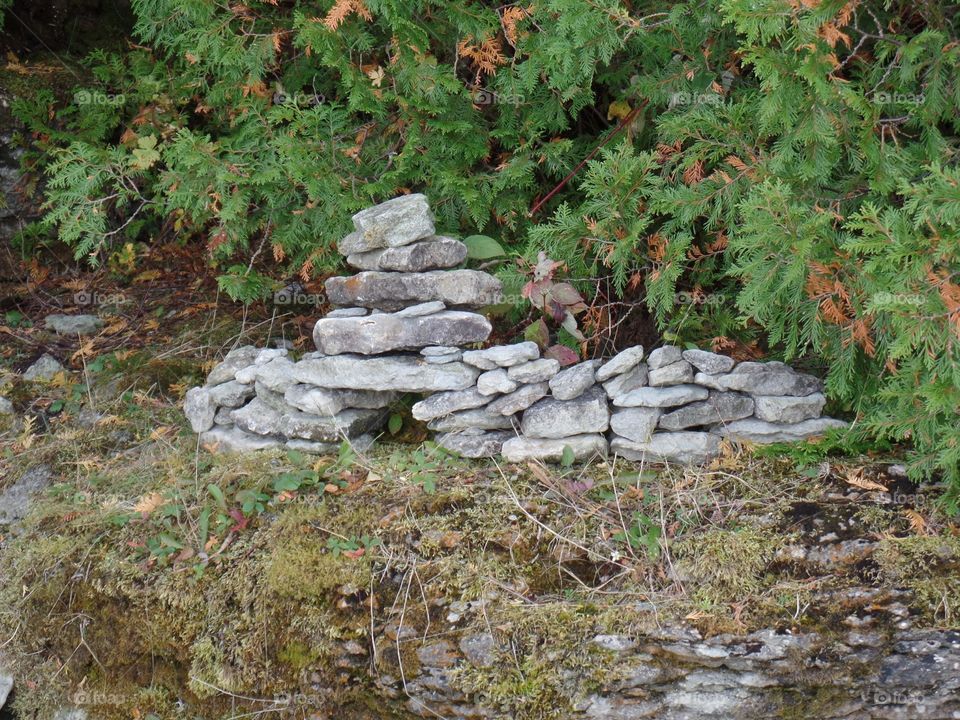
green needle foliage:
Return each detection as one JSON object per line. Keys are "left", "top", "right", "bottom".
{"left": 7, "top": 0, "right": 960, "bottom": 492}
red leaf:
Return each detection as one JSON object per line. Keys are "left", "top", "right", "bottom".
{"left": 545, "top": 344, "right": 580, "bottom": 366}
{"left": 524, "top": 318, "right": 550, "bottom": 349}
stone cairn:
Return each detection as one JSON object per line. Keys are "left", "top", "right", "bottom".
{"left": 184, "top": 195, "right": 846, "bottom": 464}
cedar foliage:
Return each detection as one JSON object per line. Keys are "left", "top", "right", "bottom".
{"left": 7, "top": 0, "right": 960, "bottom": 491}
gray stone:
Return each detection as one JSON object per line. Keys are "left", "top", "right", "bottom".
{"left": 501, "top": 434, "right": 608, "bottom": 463}
{"left": 254, "top": 381, "right": 291, "bottom": 414}
{"left": 693, "top": 372, "right": 727, "bottom": 391}
{"left": 236, "top": 356, "right": 298, "bottom": 392}
{"left": 614, "top": 384, "right": 709, "bottom": 408}
{"left": 647, "top": 345, "right": 683, "bottom": 370}
{"left": 487, "top": 382, "right": 549, "bottom": 415}
{"left": 207, "top": 346, "right": 258, "bottom": 385}
{"left": 753, "top": 393, "right": 826, "bottom": 423}
{"left": 462, "top": 342, "right": 540, "bottom": 369}
{"left": 717, "top": 417, "right": 848, "bottom": 444}
{"left": 184, "top": 386, "right": 216, "bottom": 432}
{"left": 0, "top": 465, "right": 52, "bottom": 525}
{"left": 313, "top": 310, "right": 491, "bottom": 355}
{"left": 0, "top": 672, "right": 11, "bottom": 709}
{"left": 339, "top": 194, "right": 435, "bottom": 254}
{"left": 412, "top": 388, "right": 491, "bottom": 421}
{"left": 647, "top": 360, "right": 694, "bottom": 387}
{"left": 232, "top": 397, "right": 386, "bottom": 441}
{"left": 346, "top": 235, "right": 468, "bottom": 271}
{"left": 421, "top": 345, "right": 461, "bottom": 357}
{"left": 325, "top": 270, "right": 502, "bottom": 311}
{"left": 658, "top": 392, "right": 754, "bottom": 430}
{"left": 477, "top": 368, "right": 518, "bottom": 395}
{"left": 44, "top": 313, "right": 104, "bottom": 335}
{"left": 682, "top": 349, "right": 735, "bottom": 374}
{"left": 610, "top": 407, "right": 662, "bottom": 443}
{"left": 436, "top": 430, "right": 513, "bottom": 458}
{"left": 459, "top": 633, "right": 497, "bottom": 667}
{"left": 253, "top": 347, "right": 289, "bottom": 365}
{"left": 295, "top": 354, "right": 479, "bottom": 393}
{"left": 718, "top": 365, "right": 823, "bottom": 396}
{"left": 596, "top": 346, "right": 645, "bottom": 382}
{"left": 200, "top": 425, "right": 284, "bottom": 452}
{"left": 326, "top": 307, "right": 368, "bottom": 318}
{"left": 213, "top": 406, "right": 235, "bottom": 425}
{"left": 424, "top": 353, "right": 460, "bottom": 364}
{"left": 611, "top": 432, "right": 721, "bottom": 465}
{"left": 549, "top": 360, "right": 599, "bottom": 401}
{"left": 394, "top": 300, "right": 447, "bottom": 317}
{"left": 520, "top": 387, "right": 610, "bottom": 439}
{"left": 602, "top": 364, "right": 648, "bottom": 399}
{"left": 208, "top": 380, "right": 255, "bottom": 408}
{"left": 0, "top": 397, "right": 12, "bottom": 415}
{"left": 284, "top": 385, "right": 395, "bottom": 416}
{"left": 428, "top": 407, "right": 518, "bottom": 432}
{"left": 507, "top": 358, "right": 560, "bottom": 384}
{"left": 23, "top": 353, "right": 64, "bottom": 381}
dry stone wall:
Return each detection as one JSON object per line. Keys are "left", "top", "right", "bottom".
{"left": 184, "top": 195, "right": 846, "bottom": 463}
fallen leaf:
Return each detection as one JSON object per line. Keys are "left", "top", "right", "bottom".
{"left": 845, "top": 468, "right": 888, "bottom": 493}
{"left": 134, "top": 492, "right": 166, "bottom": 514}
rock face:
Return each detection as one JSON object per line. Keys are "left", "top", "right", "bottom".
{"left": 462, "top": 342, "right": 540, "bottom": 370}
{"left": 435, "top": 430, "right": 513, "bottom": 458}
{"left": 658, "top": 392, "right": 754, "bottom": 430}
{"left": 411, "top": 388, "right": 490, "bottom": 421}
{"left": 346, "top": 236, "right": 467, "bottom": 271}
{"left": 596, "top": 346, "right": 645, "bottom": 382}
{"left": 611, "top": 432, "right": 721, "bottom": 465}
{"left": 313, "top": 310, "right": 492, "bottom": 355}
{"left": 610, "top": 407, "right": 662, "bottom": 444}
{"left": 716, "top": 417, "right": 847, "bottom": 443}
{"left": 296, "top": 355, "right": 479, "bottom": 393}
{"left": 338, "top": 193, "right": 435, "bottom": 254}
{"left": 520, "top": 387, "right": 610, "bottom": 439}
{"left": 325, "top": 270, "right": 502, "bottom": 311}
{"left": 501, "top": 434, "right": 608, "bottom": 463}
{"left": 549, "top": 360, "right": 599, "bottom": 401}
{"left": 614, "top": 384, "right": 710, "bottom": 408}
{"left": 487, "top": 382, "right": 549, "bottom": 415}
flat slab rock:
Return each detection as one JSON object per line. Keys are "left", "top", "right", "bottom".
{"left": 338, "top": 194, "right": 435, "bottom": 254}
{"left": 610, "top": 407, "right": 662, "bottom": 444}
{"left": 346, "top": 236, "right": 467, "bottom": 272}
{"left": 435, "top": 430, "right": 513, "bottom": 458}
{"left": 658, "top": 392, "right": 754, "bottom": 430}
{"left": 611, "top": 432, "right": 721, "bottom": 465}
{"left": 411, "top": 388, "right": 490, "bottom": 421}
{"left": 325, "top": 270, "right": 502, "bottom": 311}
{"left": 284, "top": 384, "right": 396, "bottom": 416}
{"left": 233, "top": 397, "right": 386, "bottom": 441}
{"left": 596, "top": 346, "right": 645, "bottom": 382}
{"left": 717, "top": 417, "right": 847, "bottom": 444}
{"left": 313, "top": 310, "right": 491, "bottom": 355}
{"left": 486, "top": 382, "right": 549, "bottom": 415}
{"left": 44, "top": 313, "right": 104, "bottom": 335}
{"left": 428, "top": 407, "right": 518, "bottom": 432}
{"left": 294, "top": 354, "right": 479, "bottom": 393}
{"left": 707, "top": 364, "right": 824, "bottom": 396}
{"left": 462, "top": 342, "right": 540, "bottom": 370}
{"left": 614, "top": 384, "right": 709, "bottom": 408}
{"left": 753, "top": 393, "right": 826, "bottom": 423}
{"left": 549, "top": 360, "right": 599, "bottom": 400}
{"left": 520, "top": 386, "right": 610, "bottom": 439}
{"left": 501, "top": 434, "right": 608, "bottom": 463}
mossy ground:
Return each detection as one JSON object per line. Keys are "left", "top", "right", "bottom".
{"left": 1, "top": 296, "right": 957, "bottom": 719}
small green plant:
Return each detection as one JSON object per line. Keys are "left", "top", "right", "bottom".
{"left": 326, "top": 534, "right": 381, "bottom": 558}
{"left": 613, "top": 511, "right": 662, "bottom": 559}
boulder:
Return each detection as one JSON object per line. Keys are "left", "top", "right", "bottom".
{"left": 614, "top": 384, "right": 709, "bottom": 408}
{"left": 325, "top": 270, "right": 502, "bottom": 311}
{"left": 647, "top": 345, "right": 683, "bottom": 370}
{"left": 501, "top": 434, "right": 608, "bottom": 463}
{"left": 346, "top": 236, "right": 468, "bottom": 272}
{"left": 611, "top": 432, "right": 721, "bottom": 465}
{"left": 507, "top": 358, "right": 560, "bottom": 384}
{"left": 338, "top": 194, "right": 435, "bottom": 254}
{"left": 412, "top": 388, "right": 491, "bottom": 420}
{"left": 753, "top": 393, "right": 826, "bottom": 423}
{"left": 717, "top": 417, "right": 847, "bottom": 444}
{"left": 549, "top": 360, "right": 600, "bottom": 401}
{"left": 428, "top": 407, "right": 518, "bottom": 432}
{"left": 313, "top": 310, "right": 492, "bottom": 355}
{"left": 477, "top": 368, "right": 518, "bottom": 395}
{"left": 486, "top": 382, "right": 549, "bottom": 415}
{"left": 716, "top": 365, "right": 823, "bottom": 396}
{"left": 462, "top": 342, "right": 540, "bottom": 370}
{"left": 610, "top": 407, "right": 662, "bottom": 444}
{"left": 658, "top": 392, "right": 755, "bottom": 430}
{"left": 294, "top": 355, "right": 479, "bottom": 392}
{"left": 520, "top": 387, "right": 610, "bottom": 439}
{"left": 285, "top": 385, "right": 396, "bottom": 416}
{"left": 602, "top": 364, "right": 648, "bottom": 399}
{"left": 207, "top": 346, "right": 259, "bottom": 385}
{"left": 23, "top": 353, "right": 64, "bottom": 381}
{"left": 44, "top": 313, "right": 104, "bottom": 335}
{"left": 596, "top": 346, "right": 645, "bottom": 382}
{"left": 647, "top": 360, "right": 694, "bottom": 387}
{"left": 682, "top": 349, "right": 735, "bottom": 375}
{"left": 436, "top": 430, "right": 514, "bottom": 458}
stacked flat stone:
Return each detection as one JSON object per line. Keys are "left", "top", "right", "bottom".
{"left": 601, "top": 345, "right": 846, "bottom": 465}
{"left": 184, "top": 194, "right": 504, "bottom": 453}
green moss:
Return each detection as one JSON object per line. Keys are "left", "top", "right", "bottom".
{"left": 875, "top": 534, "right": 960, "bottom": 626}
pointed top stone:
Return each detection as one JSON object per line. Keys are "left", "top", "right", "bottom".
{"left": 339, "top": 194, "right": 435, "bottom": 254}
